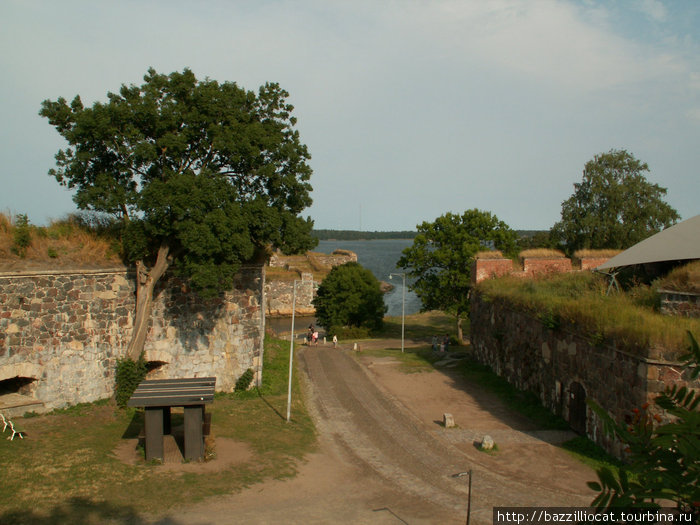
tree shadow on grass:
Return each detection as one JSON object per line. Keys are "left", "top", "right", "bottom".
{"left": 0, "top": 497, "right": 188, "bottom": 525}
{"left": 121, "top": 409, "right": 144, "bottom": 439}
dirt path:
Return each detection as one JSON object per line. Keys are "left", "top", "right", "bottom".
{"left": 158, "top": 343, "right": 596, "bottom": 524}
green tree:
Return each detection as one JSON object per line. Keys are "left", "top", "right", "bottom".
{"left": 588, "top": 332, "right": 700, "bottom": 520}
{"left": 552, "top": 150, "right": 679, "bottom": 253}
{"left": 313, "top": 262, "right": 386, "bottom": 332}
{"left": 397, "top": 209, "right": 517, "bottom": 341}
{"left": 40, "top": 68, "right": 316, "bottom": 359}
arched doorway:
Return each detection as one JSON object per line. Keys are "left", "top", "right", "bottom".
{"left": 568, "top": 382, "right": 587, "bottom": 435}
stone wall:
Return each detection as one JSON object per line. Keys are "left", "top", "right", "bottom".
{"left": 658, "top": 289, "right": 700, "bottom": 318}
{"left": 265, "top": 273, "right": 317, "bottom": 317}
{"left": 0, "top": 265, "right": 264, "bottom": 412}
{"left": 470, "top": 291, "right": 699, "bottom": 457}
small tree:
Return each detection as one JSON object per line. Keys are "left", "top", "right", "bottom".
{"left": 12, "top": 214, "right": 32, "bottom": 258}
{"left": 397, "top": 209, "right": 517, "bottom": 341}
{"left": 313, "top": 262, "right": 386, "bottom": 333}
{"left": 552, "top": 150, "right": 679, "bottom": 253}
{"left": 588, "top": 332, "right": 700, "bottom": 519}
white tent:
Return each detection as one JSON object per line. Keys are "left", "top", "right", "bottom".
{"left": 597, "top": 214, "right": 700, "bottom": 271}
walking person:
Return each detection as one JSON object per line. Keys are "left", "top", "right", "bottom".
{"left": 332, "top": 334, "right": 338, "bottom": 348}
{"left": 443, "top": 334, "right": 450, "bottom": 353}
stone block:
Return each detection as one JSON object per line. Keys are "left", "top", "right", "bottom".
{"left": 480, "top": 435, "right": 495, "bottom": 450}
{"left": 443, "top": 413, "right": 455, "bottom": 428}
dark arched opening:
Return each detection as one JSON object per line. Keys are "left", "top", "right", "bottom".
{"left": 568, "top": 382, "right": 587, "bottom": 435}
{"left": 0, "top": 376, "right": 37, "bottom": 396}
{"left": 146, "top": 361, "right": 168, "bottom": 375}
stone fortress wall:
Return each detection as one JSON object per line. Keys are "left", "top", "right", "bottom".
{"left": 0, "top": 265, "right": 264, "bottom": 415}
{"left": 470, "top": 253, "right": 699, "bottom": 457}
{"left": 265, "top": 249, "right": 357, "bottom": 317}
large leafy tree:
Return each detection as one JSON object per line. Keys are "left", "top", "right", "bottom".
{"left": 313, "top": 262, "right": 386, "bottom": 332}
{"left": 552, "top": 150, "right": 679, "bottom": 252}
{"left": 41, "top": 68, "right": 316, "bottom": 359}
{"left": 397, "top": 209, "right": 517, "bottom": 341}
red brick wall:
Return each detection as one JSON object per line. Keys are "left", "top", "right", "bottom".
{"left": 471, "top": 259, "right": 514, "bottom": 285}
{"left": 521, "top": 258, "right": 572, "bottom": 276}
{"left": 576, "top": 257, "right": 611, "bottom": 270}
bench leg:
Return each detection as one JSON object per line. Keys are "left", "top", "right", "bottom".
{"left": 144, "top": 407, "right": 164, "bottom": 462}
{"left": 184, "top": 405, "right": 204, "bottom": 460}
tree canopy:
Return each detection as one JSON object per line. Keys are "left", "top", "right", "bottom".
{"left": 40, "top": 68, "right": 316, "bottom": 358}
{"left": 552, "top": 150, "right": 679, "bottom": 253}
{"left": 313, "top": 262, "right": 386, "bottom": 332}
{"left": 397, "top": 209, "right": 517, "bottom": 340}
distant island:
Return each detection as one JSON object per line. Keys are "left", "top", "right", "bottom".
{"left": 311, "top": 229, "right": 548, "bottom": 241}
{"left": 312, "top": 230, "right": 417, "bottom": 240}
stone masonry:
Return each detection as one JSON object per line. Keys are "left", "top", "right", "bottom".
{"left": 0, "top": 265, "right": 264, "bottom": 411}
{"left": 470, "top": 291, "right": 699, "bottom": 457}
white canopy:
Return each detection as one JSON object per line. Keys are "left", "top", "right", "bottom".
{"left": 596, "top": 214, "right": 700, "bottom": 271}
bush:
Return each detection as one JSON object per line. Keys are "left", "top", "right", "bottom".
{"left": 12, "top": 214, "right": 31, "bottom": 257}
{"left": 115, "top": 355, "right": 147, "bottom": 408}
{"left": 235, "top": 368, "right": 254, "bottom": 392}
{"left": 329, "top": 325, "right": 371, "bottom": 340}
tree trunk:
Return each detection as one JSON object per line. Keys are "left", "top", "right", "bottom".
{"left": 126, "top": 244, "right": 171, "bottom": 360}
{"left": 456, "top": 316, "right": 463, "bottom": 343}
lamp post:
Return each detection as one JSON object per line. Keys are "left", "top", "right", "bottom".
{"left": 389, "top": 272, "right": 406, "bottom": 354}
{"left": 287, "top": 277, "right": 313, "bottom": 423}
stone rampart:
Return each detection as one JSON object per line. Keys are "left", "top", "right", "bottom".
{"left": 265, "top": 274, "right": 317, "bottom": 317}
{"left": 266, "top": 250, "right": 357, "bottom": 317}
{"left": 0, "top": 265, "right": 264, "bottom": 412}
{"left": 470, "top": 291, "right": 699, "bottom": 457}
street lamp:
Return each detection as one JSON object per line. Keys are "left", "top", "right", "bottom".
{"left": 389, "top": 272, "right": 405, "bottom": 354}
{"left": 287, "top": 277, "right": 313, "bottom": 422}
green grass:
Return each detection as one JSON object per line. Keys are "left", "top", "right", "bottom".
{"left": 379, "top": 310, "right": 457, "bottom": 340}
{"left": 0, "top": 335, "right": 316, "bottom": 524}
{"left": 451, "top": 357, "right": 571, "bottom": 430}
{"left": 561, "top": 436, "right": 624, "bottom": 473}
{"left": 477, "top": 272, "right": 700, "bottom": 358}
{"left": 360, "top": 345, "right": 437, "bottom": 373}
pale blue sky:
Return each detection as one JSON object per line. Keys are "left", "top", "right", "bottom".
{"left": 2, "top": 0, "right": 698, "bottom": 231}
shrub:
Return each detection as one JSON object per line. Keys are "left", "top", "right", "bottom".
{"left": 235, "top": 368, "right": 254, "bottom": 392}
{"left": 12, "top": 214, "right": 31, "bottom": 258}
{"left": 115, "top": 355, "right": 147, "bottom": 408}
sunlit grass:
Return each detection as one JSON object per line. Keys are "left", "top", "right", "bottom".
{"left": 477, "top": 272, "right": 700, "bottom": 358}
{"left": 0, "top": 335, "right": 316, "bottom": 524}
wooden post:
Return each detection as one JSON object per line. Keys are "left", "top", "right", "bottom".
{"left": 144, "top": 407, "right": 164, "bottom": 461}
{"left": 184, "top": 405, "right": 204, "bottom": 460}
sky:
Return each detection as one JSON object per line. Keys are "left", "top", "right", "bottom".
{"left": 2, "top": 0, "right": 699, "bottom": 232}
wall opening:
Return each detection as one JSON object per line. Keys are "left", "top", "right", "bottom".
{"left": 568, "top": 382, "right": 587, "bottom": 434}
{"left": 146, "top": 361, "right": 168, "bottom": 376}
{"left": 0, "top": 376, "right": 37, "bottom": 397}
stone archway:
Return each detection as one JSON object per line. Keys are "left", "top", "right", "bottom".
{"left": 568, "top": 381, "right": 587, "bottom": 435}
{"left": 0, "top": 363, "right": 44, "bottom": 417}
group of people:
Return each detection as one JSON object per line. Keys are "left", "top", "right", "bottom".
{"left": 307, "top": 325, "right": 338, "bottom": 348}
{"left": 431, "top": 334, "right": 451, "bottom": 353}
